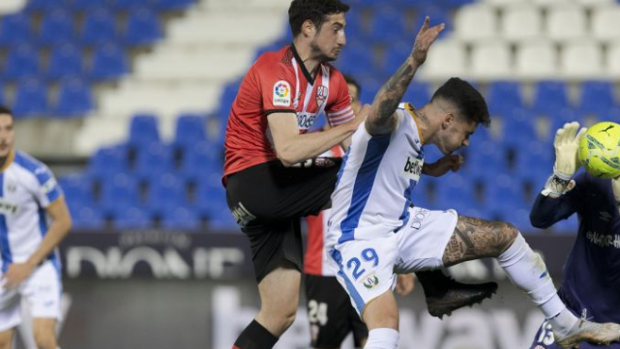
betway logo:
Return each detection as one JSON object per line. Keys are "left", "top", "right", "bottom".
{"left": 402, "top": 156, "right": 423, "bottom": 182}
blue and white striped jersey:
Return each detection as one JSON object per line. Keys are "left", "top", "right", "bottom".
{"left": 326, "top": 103, "right": 424, "bottom": 249}
{"left": 0, "top": 151, "right": 63, "bottom": 272}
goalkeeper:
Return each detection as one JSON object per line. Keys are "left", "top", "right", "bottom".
{"left": 528, "top": 122, "right": 620, "bottom": 349}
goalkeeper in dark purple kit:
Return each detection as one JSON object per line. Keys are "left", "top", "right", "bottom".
{"left": 528, "top": 122, "right": 620, "bottom": 349}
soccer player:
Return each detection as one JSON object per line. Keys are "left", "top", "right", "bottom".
{"left": 325, "top": 17, "right": 620, "bottom": 349}
{"left": 527, "top": 122, "right": 620, "bottom": 349}
{"left": 304, "top": 75, "right": 416, "bottom": 349}
{"left": 223, "top": 1, "right": 495, "bottom": 348}
{"left": 0, "top": 106, "right": 72, "bottom": 349}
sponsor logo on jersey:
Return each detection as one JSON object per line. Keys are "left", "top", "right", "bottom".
{"left": 586, "top": 230, "right": 620, "bottom": 249}
{"left": 599, "top": 211, "right": 612, "bottom": 222}
{"left": 402, "top": 156, "right": 423, "bottom": 182}
{"left": 316, "top": 85, "right": 328, "bottom": 109}
{"left": 273, "top": 80, "right": 291, "bottom": 106}
{"left": 410, "top": 208, "right": 430, "bottom": 230}
{"left": 296, "top": 112, "right": 318, "bottom": 132}
{"left": 0, "top": 199, "right": 18, "bottom": 215}
{"left": 361, "top": 272, "right": 379, "bottom": 289}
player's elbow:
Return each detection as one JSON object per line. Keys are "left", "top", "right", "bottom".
{"left": 529, "top": 213, "right": 552, "bottom": 229}
{"left": 275, "top": 148, "right": 299, "bottom": 167}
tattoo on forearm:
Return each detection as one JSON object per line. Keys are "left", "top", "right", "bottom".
{"left": 373, "top": 59, "right": 416, "bottom": 126}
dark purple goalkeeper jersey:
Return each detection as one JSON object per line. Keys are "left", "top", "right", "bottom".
{"left": 530, "top": 171, "right": 620, "bottom": 323}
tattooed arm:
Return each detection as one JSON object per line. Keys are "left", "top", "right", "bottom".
{"left": 365, "top": 17, "right": 445, "bottom": 136}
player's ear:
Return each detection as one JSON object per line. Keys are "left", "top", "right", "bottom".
{"left": 442, "top": 113, "right": 454, "bottom": 129}
{"left": 302, "top": 20, "right": 316, "bottom": 37}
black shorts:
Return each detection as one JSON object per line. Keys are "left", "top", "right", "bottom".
{"left": 305, "top": 274, "right": 368, "bottom": 348}
{"left": 226, "top": 160, "right": 341, "bottom": 282}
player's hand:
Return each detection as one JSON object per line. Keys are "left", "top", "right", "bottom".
{"left": 554, "top": 122, "right": 587, "bottom": 178}
{"left": 411, "top": 16, "right": 445, "bottom": 66}
{"left": 422, "top": 154, "right": 464, "bottom": 177}
{"left": 395, "top": 274, "right": 416, "bottom": 296}
{"left": 2, "top": 262, "right": 35, "bottom": 288}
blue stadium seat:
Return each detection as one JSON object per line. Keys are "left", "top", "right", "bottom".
{"left": 335, "top": 43, "right": 375, "bottom": 79}
{"left": 124, "top": 8, "right": 163, "bottom": 46}
{"left": 502, "top": 108, "right": 537, "bottom": 146}
{"left": 154, "top": 0, "right": 194, "bottom": 11}
{"left": 59, "top": 173, "right": 94, "bottom": 207}
{"left": 87, "top": 145, "right": 129, "bottom": 180}
{"left": 128, "top": 113, "right": 160, "bottom": 149}
{"left": 88, "top": 43, "right": 128, "bottom": 80}
{"left": 38, "top": 10, "right": 74, "bottom": 46}
{"left": 47, "top": 44, "right": 83, "bottom": 80}
{"left": 435, "top": 174, "right": 476, "bottom": 209}
{"left": 3, "top": 45, "right": 40, "bottom": 80}
{"left": 193, "top": 181, "right": 227, "bottom": 220}
{"left": 208, "top": 207, "right": 239, "bottom": 231}
{"left": 111, "top": 0, "right": 150, "bottom": 10}
{"left": 26, "top": 0, "right": 64, "bottom": 12}
{"left": 70, "top": 206, "right": 105, "bottom": 230}
{"left": 216, "top": 80, "right": 241, "bottom": 119}
{"left": 134, "top": 142, "right": 174, "bottom": 181}
{"left": 71, "top": 0, "right": 109, "bottom": 11}
{"left": 577, "top": 81, "right": 616, "bottom": 118}
{"left": 114, "top": 207, "right": 152, "bottom": 230}
{"left": 403, "top": 82, "right": 431, "bottom": 109}
{"left": 54, "top": 79, "right": 95, "bottom": 116}
{"left": 0, "top": 14, "right": 32, "bottom": 47}
{"left": 367, "top": 8, "right": 408, "bottom": 43}
{"left": 532, "top": 81, "right": 570, "bottom": 116}
{"left": 179, "top": 141, "right": 220, "bottom": 182}
{"left": 161, "top": 207, "right": 200, "bottom": 230}
{"left": 12, "top": 79, "right": 48, "bottom": 118}
{"left": 147, "top": 173, "right": 187, "bottom": 215}
{"left": 100, "top": 172, "right": 140, "bottom": 215}
{"left": 485, "top": 174, "right": 524, "bottom": 214}
{"left": 486, "top": 81, "right": 524, "bottom": 117}
{"left": 173, "top": 114, "right": 207, "bottom": 151}
{"left": 80, "top": 9, "right": 117, "bottom": 46}
{"left": 0, "top": 84, "right": 5, "bottom": 106}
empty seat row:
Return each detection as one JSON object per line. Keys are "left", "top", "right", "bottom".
{"left": 26, "top": 0, "right": 194, "bottom": 12}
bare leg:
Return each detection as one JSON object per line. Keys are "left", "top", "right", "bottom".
{"left": 0, "top": 329, "right": 13, "bottom": 349}
{"left": 33, "top": 318, "right": 57, "bottom": 349}
{"left": 255, "top": 265, "right": 301, "bottom": 336}
{"left": 361, "top": 291, "right": 399, "bottom": 349}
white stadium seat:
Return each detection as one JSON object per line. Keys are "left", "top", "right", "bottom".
{"left": 470, "top": 41, "right": 513, "bottom": 80}
{"left": 547, "top": 6, "right": 588, "bottom": 41}
{"left": 591, "top": 7, "right": 620, "bottom": 41}
{"left": 418, "top": 40, "right": 467, "bottom": 81}
{"left": 574, "top": 0, "right": 615, "bottom": 7}
{"left": 560, "top": 42, "right": 605, "bottom": 79}
{"left": 502, "top": 6, "right": 543, "bottom": 42}
{"left": 481, "top": 0, "right": 524, "bottom": 6}
{"left": 607, "top": 42, "right": 620, "bottom": 78}
{"left": 530, "top": 0, "right": 574, "bottom": 6}
{"left": 453, "top": 5, "right": 498, "bottom": 41}
{"left": 515, "top": 40, "right": 558, "bottom": 79}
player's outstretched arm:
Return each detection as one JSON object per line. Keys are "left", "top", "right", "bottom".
{"left": 365, "top": 16, "right": 444, "bottom": 136}
{"left": 545, "top": 122, "right": 587, "bottom": 198}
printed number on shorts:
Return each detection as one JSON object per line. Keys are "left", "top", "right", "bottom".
{"left": 346, "top": 248, "right": 379, "bottom": 280}
{"left": 308, "top": 300, "right": 328, "bottom": 326}
{"left": 536, "top": 321, "right": 555, "bottom": 346}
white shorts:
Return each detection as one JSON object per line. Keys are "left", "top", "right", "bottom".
{"left": 0, "top": 260, "right": 62, "bottom": 331}
{"left": 329, "top": 206, "right": 458, "bottom": 316}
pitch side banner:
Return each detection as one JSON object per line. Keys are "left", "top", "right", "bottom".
{"left": 59, "top": 231, "right": 575, "bottom": 280}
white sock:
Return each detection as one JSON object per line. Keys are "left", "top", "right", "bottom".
{"left": 364, "top": 328, "right": 400, "bottom": 349}
{"left": 497, "top": 234, "right": 578, "bottom": 332}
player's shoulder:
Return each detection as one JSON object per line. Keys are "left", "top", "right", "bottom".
{"left": 253, "top": 45, "right": 294, "bottom": 71}
{"left": 13, "top": 151, "right": 51, "bottom": 177}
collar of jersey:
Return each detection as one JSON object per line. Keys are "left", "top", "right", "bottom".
{"left": 0, "top": 150, "right": 15, "bottom": 172}
{"left": 290, "top": 43, "right": 316, "bottom": 85}
{"left": 404, "top": 102, "right": 425, "bottom": 144}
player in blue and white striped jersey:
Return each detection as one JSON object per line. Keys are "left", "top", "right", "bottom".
{"left": 325, "top": 17, "right": 620, "bottom": 349}
{"left": 0, "top": 106, "right": 72, "bottom": 349}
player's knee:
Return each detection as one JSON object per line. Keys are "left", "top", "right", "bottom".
{"left": 34, "top": 331, "right": 57, "bottom": 349}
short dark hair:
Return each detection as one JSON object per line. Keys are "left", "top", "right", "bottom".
{"left": 343, "top": 74, "right": 361, "bottom": 97}
{"left": 288, "top": 0, "right": 350, "bottom": 37}
{"left": 431, "top": 78, "right": 491, "bottom": 127}
{"left": 0, "top": 106, "right": 13, "bottom": 119}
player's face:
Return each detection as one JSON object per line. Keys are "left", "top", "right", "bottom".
{"left": 347, "top": 82, "right": 361, "bottom": 114}
{"left": 0, "top": 114, "right": 14, "bottom": 158}
{"left": 311, "top": 13, "right": 347, "bottom": 62}
{"left": 436, "top": 117, "right": 477, "bottom": 155}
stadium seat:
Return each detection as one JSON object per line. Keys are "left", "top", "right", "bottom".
{"left": 59, "top": 173, "right": 94, "bottom": 206}
{"left": 124, "top": 8, "right": 163, "bottom": 46}
{"left": 216, "top": 80, "right": 242, "bottom": 119}
{"left": 3, "top": 45, "right": 40, "bottom": 80}
{"left": 574, "top": 0, "right": 615, "bottom": 7}
{"left": 193, "top": 181, "right": 227, "bottom": 219}
{"left": 80, "top": 9, "right": 117, "bottom": 46}
{"left": 402, "top": 82, "right": 431, "bottom": 109}
{"left": 153, "top": 0, "right": 195, "bottom": 11}
{"left": 111, "top": 0, "right": 151, "bottom": 10}
{"left": 481, "top": 0, "right": 522, "bottom": 6}
{"left": 38, "top": 10, "right": 74, "bottom": 46}
{"left": 161, "top": 207, "right": 201, "bottom": 230}
{"left": 179, "top": 141, "right": 221, "bottom": 182}
{"left": 547, "top": 6, "right": 587, "bottom": 42}
{"left": 367, "top": 8, "right": 408, "bottom": 43}
{"left": 71, "top": 0, "right": 109, "bottom": 11}
{"left": 560, "top": 42, "right": 604, "bottom": 79}
{"left": 88, "top": 43, "right": 128, "bottom": 80}
{"left": 70, "top": 206, "right": 105, "bottom": 230}
{"left": 114, "top": 207, "right": 152, "bottom": 230}
{"left": 532, "top": 80, "right": 570, "bottom": 116}
{"left": 12, "top": 79, "right": 48, "bottom": 118}
{"left": 514, "top": 40, "right": 558, "bottom": 79}
{"left": 147, "top": 173, "right": 187, "bottom": 215}
{"left": 502, "top": 108, "right": 537, "bottom": 146}
{"left": 470, "top": 41, "right": 512, "bottom": 80}
{"left": 486, "top": 81, "right": 524, "bottom": 117}
{"left": 26, "top": 0, "right": 64, "bottom": 12}
{"left": 128, "top": 114, "right": 160, "bottom": 149}
{"left": 54, "top": 79, "right": 95, "bottom": 116}
{"left": 99, "top": 172, "right": 141, "bottom": 215}
{"left": 0, "top": 13, "right": 32, "bottom": 47}
{"left": 173, "top": 114, "right": 207, "bottom": 151}
{"left": 134, "top": 142, "right": 175, "bottom": 181}
{"left": 502, "top": 6, "right": 542, "bottom": 42}
{"left": 577, "top": 81, "right": 616, "bottom": 118}
{"left": 419, "top": 40, "right": 467, "bottom": 80}
{"left": 47, "top": 44, "right": 83, "bottom": 80}
{"left": 591, "top": 7, "right": 620, "bottom": 41}
{"left": 453, "top": 5, "right": 497, "bottom": 41}
{"left": 87, "top": 145, "right": 129, "bottom": 179}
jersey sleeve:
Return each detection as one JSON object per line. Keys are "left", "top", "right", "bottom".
{"left": 530, "top": 173, "right": 586, "bottom": 229}
{"left": 325, "top": 72, "right": 355, "bottom": 126}
{"left": 256, "top": 61, "right": 297, "bottom": 115}
{"left": 32, "top": 165, "right": 63, "bottom": 208}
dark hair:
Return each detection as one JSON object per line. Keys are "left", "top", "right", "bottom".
{"left": 288, "top": 0, "right": 350, "bottom": 37}
{"left": 431, "top": 78, "right": 490, "bottom": 127}
{"left": 0, "top": 106, "right": 13, "bottom": 119}
{"left": 343, "top": 74, "right": 361, "bottom": 97}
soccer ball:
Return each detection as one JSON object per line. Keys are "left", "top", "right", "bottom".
{"left": 578, "top": 121, "right": 620, "bottom": 179}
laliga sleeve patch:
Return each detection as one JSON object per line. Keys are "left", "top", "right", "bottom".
{"left": 273, "top": 80, "right": 292, "bottom": 107}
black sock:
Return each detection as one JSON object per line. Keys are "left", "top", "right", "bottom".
{"left": 416, "top": 269, "right": 451, "bottom": 298}
{"left": 233, "top": 320, "right": 278, "bottom": 349}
